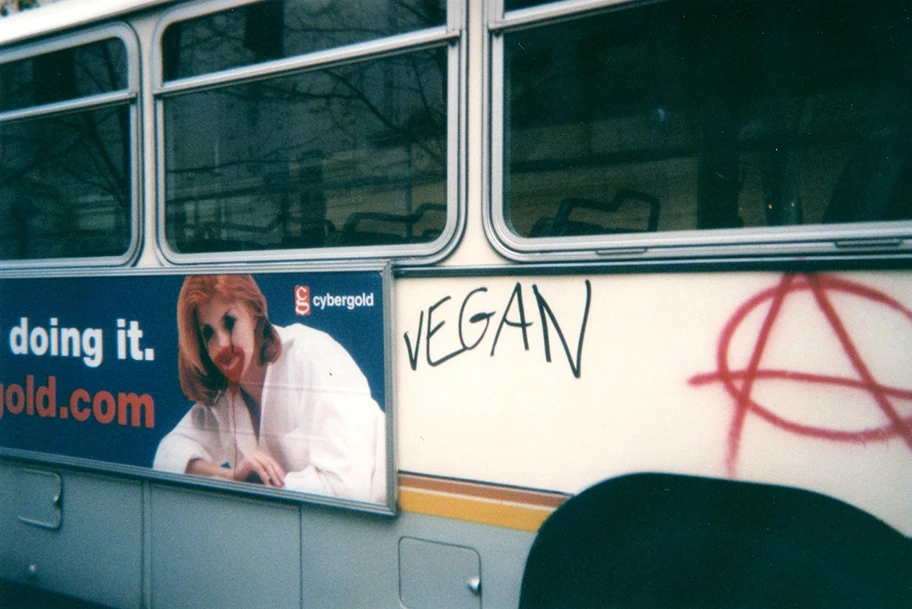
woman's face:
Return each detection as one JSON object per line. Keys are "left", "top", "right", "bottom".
{"left": 196, "top": 297, "right": 258, "bottom": 385}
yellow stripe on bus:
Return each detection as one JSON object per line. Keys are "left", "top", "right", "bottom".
{"left": 398, "top": 487, "right": 560, "bottom": 532}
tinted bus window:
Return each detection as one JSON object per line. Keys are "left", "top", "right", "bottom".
{"left": 0, "top": 35, "right": 134, "bottom": 262}
{"left": 500, "top": 0, "right": 912, "bottom": 247}
{"left": 0, "top": 38, "right": 127, "bottom": 111}
{"left": 160, "top": 0, "right": 450, "bottom": 256}
{"left": 504, "top": 0, "right": 550, "bottom": 9}
{"left": 164, "top": 49, "right": 447, "bottom": 253}
{"left": 162, "top": 0, "right": 445, "bottom": 80}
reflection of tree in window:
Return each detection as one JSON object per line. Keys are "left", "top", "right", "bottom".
{"left": 0, "top": 108, "right": 131, "bottom": 259}
{"left": 503, "top": 0, "right": 912, "bottom": 240}
{"left": 162, "top": 0, "right": 445, "bottom": 81}
{"left": 0, "top": 39, "right": 131, "bottom": 260}
{"left": 164, "top": 47, "right": 447, "bottom": 253}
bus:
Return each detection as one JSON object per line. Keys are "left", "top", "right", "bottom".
{"left": 1, "top": 0, "right": 910, "bottom": 607}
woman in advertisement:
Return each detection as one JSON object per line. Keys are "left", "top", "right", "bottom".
{"left": 153, "top": 274, "right": 386, "bottom": 503}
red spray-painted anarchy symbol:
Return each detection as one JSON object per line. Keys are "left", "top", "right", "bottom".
{"left": 689, "top": 273, "right": 912, "bottom": 477}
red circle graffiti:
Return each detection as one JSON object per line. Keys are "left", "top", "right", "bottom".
{"left": 689, "top": 274, "right": 912, "bottom": 476}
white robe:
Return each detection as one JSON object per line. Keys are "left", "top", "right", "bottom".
{"left": 154, "top": 324, "right": 386, "bottom": 503}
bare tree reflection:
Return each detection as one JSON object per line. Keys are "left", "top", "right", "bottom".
{"left": 163, "top": 0, "right": 448, "bottom": 253}
{"left": 0, "top": 37, "right": 132, "bottom": 260}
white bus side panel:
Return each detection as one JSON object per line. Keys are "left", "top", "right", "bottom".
{"left": 396, "top": 271, "right": 912, "bottom": 535}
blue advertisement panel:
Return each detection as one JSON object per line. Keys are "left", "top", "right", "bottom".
{"left": 0, "top": 269, "right": 391, "bottom": 511}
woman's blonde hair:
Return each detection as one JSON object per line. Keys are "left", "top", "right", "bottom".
{"left": 177, "top": 274, "right": 281, "bottom": 404}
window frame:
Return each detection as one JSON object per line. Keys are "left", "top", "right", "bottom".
{"left": 484, "top": 0, "right": 912, "bottom": 264}
{"left": 0, "top": 23, "right": 142, "bottom": 269}
{"left": 152, "top": 0, "right": 466, "bottom": 265}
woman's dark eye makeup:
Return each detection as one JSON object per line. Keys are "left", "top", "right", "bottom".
{"left": 200, "top": 311, "right": 237, "bottom": 343}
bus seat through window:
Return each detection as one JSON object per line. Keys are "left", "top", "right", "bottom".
{"left": 529, "top": 190, "right": 660, "bottom": 238}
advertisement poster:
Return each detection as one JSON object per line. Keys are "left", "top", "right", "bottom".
{"left": 0, "top": 269, "right": 391, "bottom": 511}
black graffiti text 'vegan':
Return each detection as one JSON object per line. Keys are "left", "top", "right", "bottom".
{"left": 404, "top": 280, "right": 591, "bottom": 378}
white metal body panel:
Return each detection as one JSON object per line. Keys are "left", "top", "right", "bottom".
{"left": 395, "top": 270, "right": 912, "bottom": 534}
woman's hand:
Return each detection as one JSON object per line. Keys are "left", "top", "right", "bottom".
{"left": 232, "top": 450, "right": 286, "bottom": 487}
{"left": 186, "top": 453, "right": 286, "bottom": 487}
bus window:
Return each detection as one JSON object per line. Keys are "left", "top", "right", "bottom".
{"left": 0, "top": 33, "right": 137, "bottom": 263}
{"left": 492, "top": 0, "right": 912, "bottom": 260}
{"left": 161, "top": 0, "right": 445, "bottom": 80}
{"left": 158, "top": 0, "right": 454, "bottom": 259}
{"left": 503, "top": 0, "right": 550, "bottom": 9}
